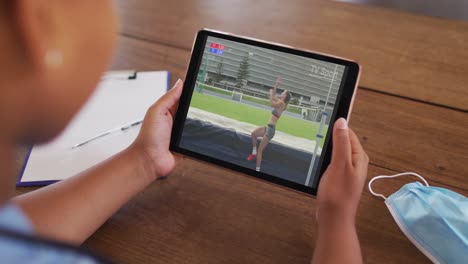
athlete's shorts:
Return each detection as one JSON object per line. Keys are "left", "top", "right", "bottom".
{"left": 265, "top": 124, "right": 276, "bottom": 140}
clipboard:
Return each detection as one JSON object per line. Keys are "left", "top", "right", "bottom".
{"left": 17, "top": 71, "right": 171, "bottom": 187}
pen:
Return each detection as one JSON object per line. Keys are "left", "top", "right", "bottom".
{"left": 72, "top": 120, "right": 143, "bottom": 149}
{"left": 121, "top": 120, "right": 143, "bottom": 131}
{"left": 101, "top": 70, "right": 138, "bottom": 80}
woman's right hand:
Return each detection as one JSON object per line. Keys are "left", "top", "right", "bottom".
{"left": 130, "top": 79, "right": 183, "bottom": 180}
{"left": 316, "top": 118, "right": 369, "bottom": 227}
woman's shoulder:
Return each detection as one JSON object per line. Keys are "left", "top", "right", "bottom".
{"left": 0, "top": 204, "right": 111, "bottom": 264}
{"left": 0, "top": 204, "right": 33, "bottom": 234}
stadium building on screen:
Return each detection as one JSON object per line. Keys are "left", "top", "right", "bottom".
{"left": 199, "top": 36, "right": 346, "bottom": 121}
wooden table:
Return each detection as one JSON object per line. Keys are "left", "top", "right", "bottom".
{"left": 17, "top": 1, "right": 468, "bottom": 263}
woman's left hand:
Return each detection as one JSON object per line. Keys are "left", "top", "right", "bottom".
{"left": 130, "top": 79, "right": 184, "bottom": 179}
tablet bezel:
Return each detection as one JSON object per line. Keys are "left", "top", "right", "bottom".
{"left": 170, "top": 29, "right": 360, "bottom": 195}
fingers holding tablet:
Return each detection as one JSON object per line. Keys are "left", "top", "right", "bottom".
{"left": 330, "top": 118, "right": 352, "bottom": 168}
{"left": 316, "top": 119, "right": 369, "bottom": 224}
{"left": 132, "top": 79, "right": 184, "bottom": 178}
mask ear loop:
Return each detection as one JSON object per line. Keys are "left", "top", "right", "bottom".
{"left": 368, "top": 172, "right": 429, "bottom": 200}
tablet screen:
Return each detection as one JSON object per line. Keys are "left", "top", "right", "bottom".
{"left": 172, "top": 30, "right": 358, "bottom": 194}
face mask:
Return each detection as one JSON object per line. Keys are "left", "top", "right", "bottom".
{"left": 368, "top": 172, "right": 468, "bottom": 264}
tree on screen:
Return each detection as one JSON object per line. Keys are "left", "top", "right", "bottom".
{"left": 213, "top": 58, "right": 225, "bottom": 84}
{"left": 236, "top": 54, "right": 250, "bottom": 88}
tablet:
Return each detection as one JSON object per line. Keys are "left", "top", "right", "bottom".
{"left": 170, "top": 29, "right": 360, "bottom": 195}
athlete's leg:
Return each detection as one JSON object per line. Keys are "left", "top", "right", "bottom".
{"left": 248, "top": 127, "right": 265, "bottom": 160}
{"left": 256, "top": 135, "right": 270, "bottom": 171}
{"left": 251, "top": 127, "right": 265, "bottom": 150}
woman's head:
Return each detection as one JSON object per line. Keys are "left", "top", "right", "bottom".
{"left": 0, "top": 1, "right": 117, "bottom": 144}
{"left": 281, "top": 90, "right": 291, "bottom": 104}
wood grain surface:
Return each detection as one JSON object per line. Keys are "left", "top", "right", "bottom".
{"left": 15, "top": 1, "right": 468, "bottom": 263}
{"left": 80, "top": 158, "right": 467, "bottom": 264}
{"left": 114, "top": 0, "right": 468, "bottom": 111}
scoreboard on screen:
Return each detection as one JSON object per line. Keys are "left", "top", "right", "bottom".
{"left": 209, "top": 43, "right": 225, "bottom": 55}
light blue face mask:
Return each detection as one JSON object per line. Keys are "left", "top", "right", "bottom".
{"left": 368, "top": 172, "right": 468, "bottom": 264}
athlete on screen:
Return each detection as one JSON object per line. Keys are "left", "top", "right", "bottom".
{"left": 247, "top": 77, "right": 291, "bottom": 171}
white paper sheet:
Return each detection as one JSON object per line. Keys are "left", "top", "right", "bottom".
{"left": 19, "top": 71, "right": 169, "bottom": 185}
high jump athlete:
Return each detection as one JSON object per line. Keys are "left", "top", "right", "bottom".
{"left": 247, "top": 77, "right": 291, "bottom": 171}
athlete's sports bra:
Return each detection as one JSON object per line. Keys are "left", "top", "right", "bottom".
{"left": 272, "top": 108, "right": 281, "bottom": 118}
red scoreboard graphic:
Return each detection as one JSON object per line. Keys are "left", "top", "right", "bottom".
{"left": 209, "top": 42, "right": 225, "bottom": 55}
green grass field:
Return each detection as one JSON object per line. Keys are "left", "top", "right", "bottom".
{"left": 198, "top": 82, "right": 303, "bottom": 115}
{"left": 198, "top": 83, "right": 232, "bottom": 96}
{"left": 189, "top": 92, "right": 328, "bottom": 146}
{"left": 241, "top": 95, "right": 302, "bottom": 115}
